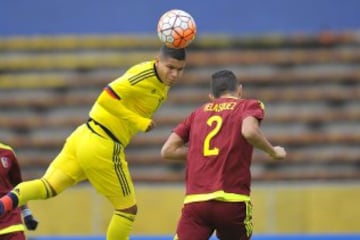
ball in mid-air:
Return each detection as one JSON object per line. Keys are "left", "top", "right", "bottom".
{"left": 157, "top": 9, "right": 197, "bottom": 49}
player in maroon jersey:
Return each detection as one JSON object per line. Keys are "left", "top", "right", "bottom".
{"left": 0, "top": 142, "right": 38, "bottom": 240}
{"left": 161, "top": 70, "right": 286, "bottom": 240}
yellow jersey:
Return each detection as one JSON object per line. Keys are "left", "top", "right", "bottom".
{"left": 89, "top": 60, "right": 169, "bottom": 146}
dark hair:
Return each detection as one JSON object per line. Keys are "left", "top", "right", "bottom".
{"left": 210, "top": 70, "right": 238, "bottom": 98}
{"left": 159, "top": 45, "right": 186, "bottom": 60}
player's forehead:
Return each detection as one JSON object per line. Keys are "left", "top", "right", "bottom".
{"left": 162, "top": 57, "right": 186, "bottom": 69}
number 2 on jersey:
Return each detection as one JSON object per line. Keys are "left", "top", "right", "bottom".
{"left": 203, "top": 115, "right": 223, "bottom": 156}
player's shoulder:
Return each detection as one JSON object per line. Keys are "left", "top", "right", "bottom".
{"left": 241, "top": 98, "right": 265, "bottom": 110}
{"left": 128, "top": 60, "right": 156, "bottom": 74}
{"left": 111, "top": 60, "right": 155, "bottom": 85}
{"left": 0, "top": 142, "right": 14, "bottom": 152}
{"left": 123, "top": 60, "right": 156, "bottom": 83}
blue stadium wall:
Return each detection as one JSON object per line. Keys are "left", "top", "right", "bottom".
{"left": 1, "top": 0, "right": 360, "bottom": 36}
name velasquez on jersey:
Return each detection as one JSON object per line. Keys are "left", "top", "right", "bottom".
{"left": 203, "top": 101, "right": 237, "bottom": 112}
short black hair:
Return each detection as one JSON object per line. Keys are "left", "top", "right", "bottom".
{"left": 210, "top": 70, "right": 238, "bottom": 98}
{"left": 159, "top": 45, "right": 186, "bottom": 61}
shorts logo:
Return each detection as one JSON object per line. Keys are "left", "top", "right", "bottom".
{"left": 1, "top": 157, "right": 9, "bottom": 168}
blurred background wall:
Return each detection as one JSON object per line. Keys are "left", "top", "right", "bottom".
{"left": 1, "top": 0, "right": 360, "bottom": 36}
{"left": 0, "top": 0, "right": 359, "bottom": 237}
{"left": 25, "top": 184, "right": 360, "bottom": 235}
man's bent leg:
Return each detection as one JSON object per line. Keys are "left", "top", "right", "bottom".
{"left": 0, "top": 166, "right": 76, "bottom": 216}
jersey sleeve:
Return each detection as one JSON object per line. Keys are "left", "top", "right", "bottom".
{"left": 8, "top": 150, "right": 23, "bottom": 186}
{"left": 96, "top": 88, "right": 151, "bottom": 132}
{"left": 108, "top": 74, "right": 132, "bottom": 100}
{"left": 102, "top": 67, "right": 154, "bottom": 132}
{"left": 242, "top": 99, "right": 265, "bottom": 121}
{"left": 108, "top": 63, "right": 148, "bottom": 100}
{"left": 173, "top": 111, "right": 196, "bottom": 143}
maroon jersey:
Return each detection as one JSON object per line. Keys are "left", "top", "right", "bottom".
{"left": 0, "top": 143, "right": 23, "bottom": 230}
{"left": 173, "top": 98, "right": 264, "bottom": 197}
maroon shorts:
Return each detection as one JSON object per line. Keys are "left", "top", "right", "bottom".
{"left": 175, "top": 200, "right": 253, "bottom": 240}
{"left": 0, "top": 231, "right": 26, "bottom": 240}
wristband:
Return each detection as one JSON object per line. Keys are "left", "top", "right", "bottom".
{"left": 22, "top": 208, "right": 32, "bottom": 217}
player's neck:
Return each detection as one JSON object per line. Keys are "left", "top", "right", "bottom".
{"left": 219, "top": 94, "right": 239, "bottom": 100}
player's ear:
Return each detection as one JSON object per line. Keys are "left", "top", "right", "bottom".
{"left": 237, "top": 84, "right": 243, "bottom": 98}
{"left": 208, "top": 93, "right": 215, "bottom": 100}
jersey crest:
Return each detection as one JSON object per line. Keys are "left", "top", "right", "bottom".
{"left": 1, "top": 156, "right": 9, "bottom": 168}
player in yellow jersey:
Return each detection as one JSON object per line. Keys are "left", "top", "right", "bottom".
{"left": 0, "top": 45, "right": 187, "bottom": 240}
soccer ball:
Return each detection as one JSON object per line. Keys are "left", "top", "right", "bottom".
{"left": 157, "top": 9, "right": 197, "bottom": 49}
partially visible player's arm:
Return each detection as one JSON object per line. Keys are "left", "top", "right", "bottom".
{"left": 161, "top": 132, "right": 187, "bottom": 161}
{"left": 242, "top": 116, "right": 286, "bottom": 160}
{"left": 97, "top": 88, "right": 153, "bottom": 132}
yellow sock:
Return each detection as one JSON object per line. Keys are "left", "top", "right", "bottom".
{"left": 13, "top": 178, "right": 54, "bottom": 206}
{"left": 106, "top": 210, "right": 136, "bottom": 240}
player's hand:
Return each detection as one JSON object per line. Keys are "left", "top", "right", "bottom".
{"left": 270, "top": 146, "right": 286, "bottom": 160}
{"left": 24, "top": 215, "right": 39, "bottom": 230}
{"left": 145, "top": 120, "right": 157, "bottom": 132}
